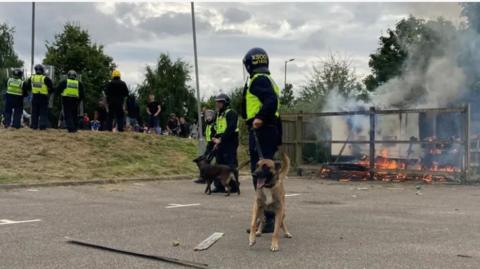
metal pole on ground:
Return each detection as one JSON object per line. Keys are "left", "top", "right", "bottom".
{"left": 190, "top": 2, "right": 205, "bottom": 154}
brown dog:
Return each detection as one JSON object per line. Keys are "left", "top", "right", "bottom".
{"left": 249, "top": 152, "right": 292, "bottom": 252}
{"left": 193, "top": 156, "right": 240, "bottom": 196}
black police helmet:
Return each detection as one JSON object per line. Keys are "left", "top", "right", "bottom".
{"left": 67, "top": 70, "right": 77, "bottom": 79}
{"left": 34, "top": 64, "right": 45, "bottom": 75}
{"left": 215, "top": 93, "right": 230, "bottom": 107}
{"left": 12, "top": 68, "right": 23, "bottom": 78}
{"left": 243, "top": 47, "right": 269, "bottom": 75}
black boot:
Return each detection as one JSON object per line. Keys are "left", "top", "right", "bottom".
{"left": 211, "top": 187, "right": 225, "bottom": 193}
{"left": 262, "top": 210, "right": 275, "bottom": 233}
{"left": 211, "top": 182, "right": 225, "bottom": 193}
{"left": 246, "top": 212, "right": 275, "bottom": 234}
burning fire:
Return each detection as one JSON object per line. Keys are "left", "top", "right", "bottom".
{"left": 320, "top": 147, "right": 460, "bottom": 183}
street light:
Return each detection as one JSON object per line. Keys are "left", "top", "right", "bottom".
{"left": 31, "top": 2, "right": 35, "bottom": 75}
{"left": 190, "top": 2, "right": 205, "bottom": 154}
{"left": 284, "top": 58, "right": 295, "bottom": 90}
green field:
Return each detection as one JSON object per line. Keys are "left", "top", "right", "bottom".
{"left": 0, "top": 129, "right": 199, "bottom": 184}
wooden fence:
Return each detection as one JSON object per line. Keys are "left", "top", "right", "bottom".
{"left": 281, "top": 106, "right": 475, "bottom": 182}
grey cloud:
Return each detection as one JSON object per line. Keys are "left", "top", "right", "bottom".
{"left": 0, "top": 2, "right": 146, "bottom": 59}
{"left": 288, "top": 17, "right": 307, "bottom": 29}
{"left": 223, "top": 7, "right": 251, "bottom": 23}
{"left": 301, "top": 29, "right": 329, "bottom": 51}
{"left": 139, "top": 12, "right": 212, "bottom": 36}
{"left": 113, "top": 3, "right": 139, "bottom": 17}
{"left": 350, "top": 3, "right": 385, "bottom": 25}
{"left": 215, "top": 28, "right": 244, "bottom": 35}
{"left": 0, "top": 2, "right": 466, "bottom": 96}
{"left": 258, "top": 21, "right": 283, "bottom": 33}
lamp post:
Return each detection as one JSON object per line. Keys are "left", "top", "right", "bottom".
{"left": 191, "top": 2, "right": 205, "bottom": 154}
{"left": 284, "top": 58, "right": 295, "bottom": 90}
{"left": 31, "top": 2, "right": 35, "bottom": 75}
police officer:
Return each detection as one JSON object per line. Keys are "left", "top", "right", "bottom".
{"left": 204, "top": 109, "right": 217, "bottom": 160}
{"left": 241, "top": 47, "right": 282, "bottom": 233}
{"left": 3, "top": 68, "right": 27, "bottom": 129}
{"left": 105, "top": 69, "right": 129, "bottom": 132}
{"left": 25, "top": 64, "right": 54, "bottom": 130}
{"left": 193, "top": 109, "right": 216, "bottom": 184}
{"left": 57, "top": 70, "right": 85, "bottom": 133}
{"left": 212, "top": 94, "right": 239, "bottom": 192}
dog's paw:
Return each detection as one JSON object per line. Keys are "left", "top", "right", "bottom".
{"left": 284, "top": 232, "right": 293, "bottom": 238}
{"left": 255, "top": 231, "right": 262, "bottom": 237}
{"left": 270, "top": 244, "right": 279, "bottom": 252}
{"left": 249, "top": 240, "right": 256, "bottom": 247}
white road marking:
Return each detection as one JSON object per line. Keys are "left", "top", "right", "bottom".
{"left": 0, "top": 219, "right": 42, "bottom": 226}
{"left": 165, "top": 203, "right": 200, "bottom": 209}
{"left": 26, "top": 189, "right": 39, "bottom": 192}
{"left": 285, "top": 193, "right": 301, "bottom": 197}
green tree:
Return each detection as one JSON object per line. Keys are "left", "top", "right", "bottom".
{"left": 0, "top": 23, "right": 23, "bottom": 112}
{"left": 296, "top": 53, "right": 362, "bottom": 112}
{"left": 228, "top": 87, "right": 243, "bottom": 114}
{"left": 43, "top": 23, "right": 115, "bottom": 120}
{"left": 137, "top": 54, "right": 197, "bottom": 127}
{"left": 364, "top": 16, "right": 457, "bottom": 91}
{"left": 202, "top": 87, "right": 243, "bottom": 113}
{"left": 280, "top": 83, "right": 295, "bottom": 111}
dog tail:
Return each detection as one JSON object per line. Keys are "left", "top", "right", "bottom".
{"left": 279, "top": 151, "right": 290, "bottom": 177}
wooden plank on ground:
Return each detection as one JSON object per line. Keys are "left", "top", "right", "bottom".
{"left": 194, "top": 232, "right": 224, "bottom": 251}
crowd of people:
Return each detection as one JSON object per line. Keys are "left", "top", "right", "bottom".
{"left": 2, "top": 66, "right": 193, "bottom": 137}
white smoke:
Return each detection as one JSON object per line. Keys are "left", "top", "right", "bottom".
{"left": 318, "top": 17, "right": 479, "bottom": 158}
{"left": 326, "top": 55, "right": 467, "bottom": 112}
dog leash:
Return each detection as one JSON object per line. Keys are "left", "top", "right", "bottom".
{"left": 252, "top": 128, "right": 264, "bottom": 160}
{"left": 206, "top": 148, "right": 216, "bottom": 162}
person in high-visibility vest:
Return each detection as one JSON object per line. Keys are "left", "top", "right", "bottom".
{"left": 3, "top": 68, "right": 27, "bottom": 129}
{"left": 24, "top": 64, "right": 54, "bottom": 130}
{"left": 211, "top": 93, "right": 240, "bottom": 193}
{"left": 56, "top": 70, "right": 85, "bottom": 133}
{"left": 204, "top": 109, "right": 216, "bottom": 157}
{"left": 241, "top": 47, "right": 282, "bottom": 233}
{"left": 193, "top": 109, "right": 216, "bottom": 184}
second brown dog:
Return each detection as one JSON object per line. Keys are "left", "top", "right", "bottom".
{"left": 193, "top": 156, "right": 240, "bottom": 196}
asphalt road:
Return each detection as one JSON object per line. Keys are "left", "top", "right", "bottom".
{"left": 1, "top": 177, "right": 479, "bottom": 269}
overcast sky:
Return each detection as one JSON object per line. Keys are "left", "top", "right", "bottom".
{"left": 0, "top": 2, "right": 463, "bottom": 98}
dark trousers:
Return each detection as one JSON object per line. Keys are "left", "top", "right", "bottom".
{"left": 148, "top": 115, "right": 159, "bottom": 128}
{"left": 62, "top": 97, "right": 79, "bottom": 133}
{"left": 214, "top": 134, "right": 239, "bottom": 191}
{"left": 4, "top": 94, "right": 24, "bottom": 129}
{"left": 107, "top": 103, "right": 125, "bottom": 132}
{"left": 31, "top": 94, "right": 49, "bottom": 130}
{"left": 249, "top": 124, "right": 281, "bottom": 187}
